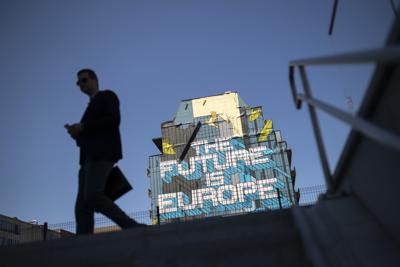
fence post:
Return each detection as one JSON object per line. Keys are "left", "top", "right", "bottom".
{"left": 156, "top": 206, "right": 160, "bottom": 225}
{"left": 277, "top": 189, "right": 282, "bottom": 209}
{"left": 43, "top": 222, "right": 48, "bottom": 241}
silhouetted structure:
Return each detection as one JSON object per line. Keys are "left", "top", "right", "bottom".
{"left": 1, "top": 13, "right": 399, "bottom": 267}
{"left": 289, "top": 16, "right": 400, "bottom": 267}
{"left": 148, "top": 92, "right": 298, "bottom": 224}
{"left": 0, "top": 214, "right": 73, "bottom": 246}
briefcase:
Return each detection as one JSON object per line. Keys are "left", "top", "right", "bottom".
{"left": 105, "top": 166, "right": 133, "bottom": 201}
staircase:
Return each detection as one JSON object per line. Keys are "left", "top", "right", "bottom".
{"left": 0, "top": 209, "right": 312, "bottom": 267}
{"left": 288, "top": 16, "right": 400, "bottom": 267}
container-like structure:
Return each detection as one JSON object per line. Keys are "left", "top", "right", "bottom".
{"left": 148, "top": 92, "right": 298, "bottom": 224}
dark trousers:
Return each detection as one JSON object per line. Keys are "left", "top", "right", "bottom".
{"left": 75, "top": 160, "right": 136, "bottom": 234}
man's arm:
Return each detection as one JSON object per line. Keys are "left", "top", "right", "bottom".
{"left": 65, "top": 123, "right": 83, "bottom": 140}
{"left": 83, "top": 90, "right": 121, "bottom": 133}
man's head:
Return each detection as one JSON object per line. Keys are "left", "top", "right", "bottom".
{"left": 76, "top": 69, "right": 99, "bottom": 97}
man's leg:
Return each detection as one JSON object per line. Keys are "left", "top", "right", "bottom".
{"left": 84, "top": 160, "right": 139, "bottom": 228}
{"left": 75, "top": 167, "right": 95, "bottom": 234}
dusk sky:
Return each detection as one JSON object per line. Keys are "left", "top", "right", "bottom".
{"left": 0, "top": 0, "right": 397, "bottom": 224}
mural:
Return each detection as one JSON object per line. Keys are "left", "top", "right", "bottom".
{"left": 149, "top": 92, "right": 296, "bottom": 223}
{"left": 157, "top": 136, "right": 291, "bottom": 219}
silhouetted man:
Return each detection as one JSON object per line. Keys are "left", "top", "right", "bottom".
{"left": 65, "top": 69, "right": 143, "bottom": 234}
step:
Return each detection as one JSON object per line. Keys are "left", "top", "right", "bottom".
{"left": 0, "top": 208, "right": 313, "bottom": 267}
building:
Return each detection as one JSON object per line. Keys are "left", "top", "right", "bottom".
{"left": 148, "top": 92, "right": 298, "bottom": 224}
{"left": 94, "top": 226, "right": 120, "bottom": 234}
{"left": 0, "top": 214, "right": 74, "bottom": 246}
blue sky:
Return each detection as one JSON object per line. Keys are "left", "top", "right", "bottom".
{"left": 0, "top": 0, "right": 397, "bottom": 224}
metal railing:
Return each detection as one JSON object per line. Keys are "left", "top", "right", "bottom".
{"left": 48, "top": 210, "right": 150, "bottom": 235}
{"left": 289, "top": 46, "right": 400, "bottom": 192}
{"left": 0, "top": 184, "right": 326, "bottom": 246}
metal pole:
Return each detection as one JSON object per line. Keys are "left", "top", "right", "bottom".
{"left": 277, "top": 189, "right": 282, "bottom": 209}
{"left": 328, "top": 0, "right": 339, "bottom": 35}
{"left": 43, "top": 222, "right": 48, "bottom": 241}
{"left": 156, "top": 206, "right": 160, "bottom": 225}
{"left": 390, "top": 0, "right": 398, "bottom": 18}
{"left": 298, "top": 66, "right": 333, "bottom": 192}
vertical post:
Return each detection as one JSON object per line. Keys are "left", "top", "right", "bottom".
{"left": 43, "top": 222, "right": 48, "bottom": 241}
{"left": 328, "top": 0, "right": 339, "bottom": 35}
{"left": 156, "top": 206, "right": 160, "bottom": 225}
{"left": 298, "top": 66, "right": 333, "bottom": 192}
{"left": 277, "top": 189, "right": 282, "bottom": 209}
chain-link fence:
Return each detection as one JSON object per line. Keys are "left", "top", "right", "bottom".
{"left": 298, "top": 184, "right": 326, "bottom": 206}
{"left": 1, "top": 184, "right": 326, "bottom": 246}
{"left": 48, "top": 210, "right": 150, "bottom": 234}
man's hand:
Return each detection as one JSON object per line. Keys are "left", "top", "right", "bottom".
{"left": 65, "top": 123, "right": 84, "bottom": 140}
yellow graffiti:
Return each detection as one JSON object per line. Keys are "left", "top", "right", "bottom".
{"left": 218, "top": 113, "right": 243, "bottom": 136}
{"left": 249, "top": 108, "right": 262, "bottom": 121}
{"left": 259, "top": 119, "right": 273, "bottom": 142}
{"left": 162, "top": 140, "right": 176, "bottom": 155}
{"left": 206, "top": 111, "right": 218, "bottom": 127}
{"left": 191, "top": 92, "right": 244, "bottom": 137}
{"left": 150, "top": 211, "right": 158, "bottom": 224}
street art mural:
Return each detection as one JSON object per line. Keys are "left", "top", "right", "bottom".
{"left": 157, "top": 136, "right": 292, "bottom": 219}
{"left": 148, "top": 92, "right": 296, "bottom": 223}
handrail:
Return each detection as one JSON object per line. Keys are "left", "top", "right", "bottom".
{"left": 295, "top": 92, "right": 400, "bottom": 151}
{"left": 289, "top": 46, "right": 400, "bottom": 192}
{"left": 290, "top": 46, "right": 400, "bottom": 66}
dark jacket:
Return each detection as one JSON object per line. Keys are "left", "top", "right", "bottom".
{"left": 77, "top": 90, "right": 123, "bottom": 165}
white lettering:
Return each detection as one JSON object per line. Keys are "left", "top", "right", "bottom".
{"left": 177, "top": 157, "right": 197, "bottom": 176}
{"left": 160, "top": 160, "right": 177, "bottom": 179}
{"left": 177, "top": 192, "right": 198, "bottom": 210}
{"left": 196, "top": 188, "right": 218, "bottom": 208}
{"left": 250, "top": 146, "right": 270, "bottom": 165}
{"left": 237, "top": 182, "right": 257, "bottom": 202}
{"left": 159, "top": 193, "right": 177, "bottom": 213}
{"left": 256, "top": 178, "right": 277, "bottom": 199}
{"left": 205, "top": 171, "right": 225, "bottom": 186}
{"left": 194, "top": 154, "right": 214, "bottom": 173}
{"left": 217, "top": 185, "right": 238, "bottom": 205}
